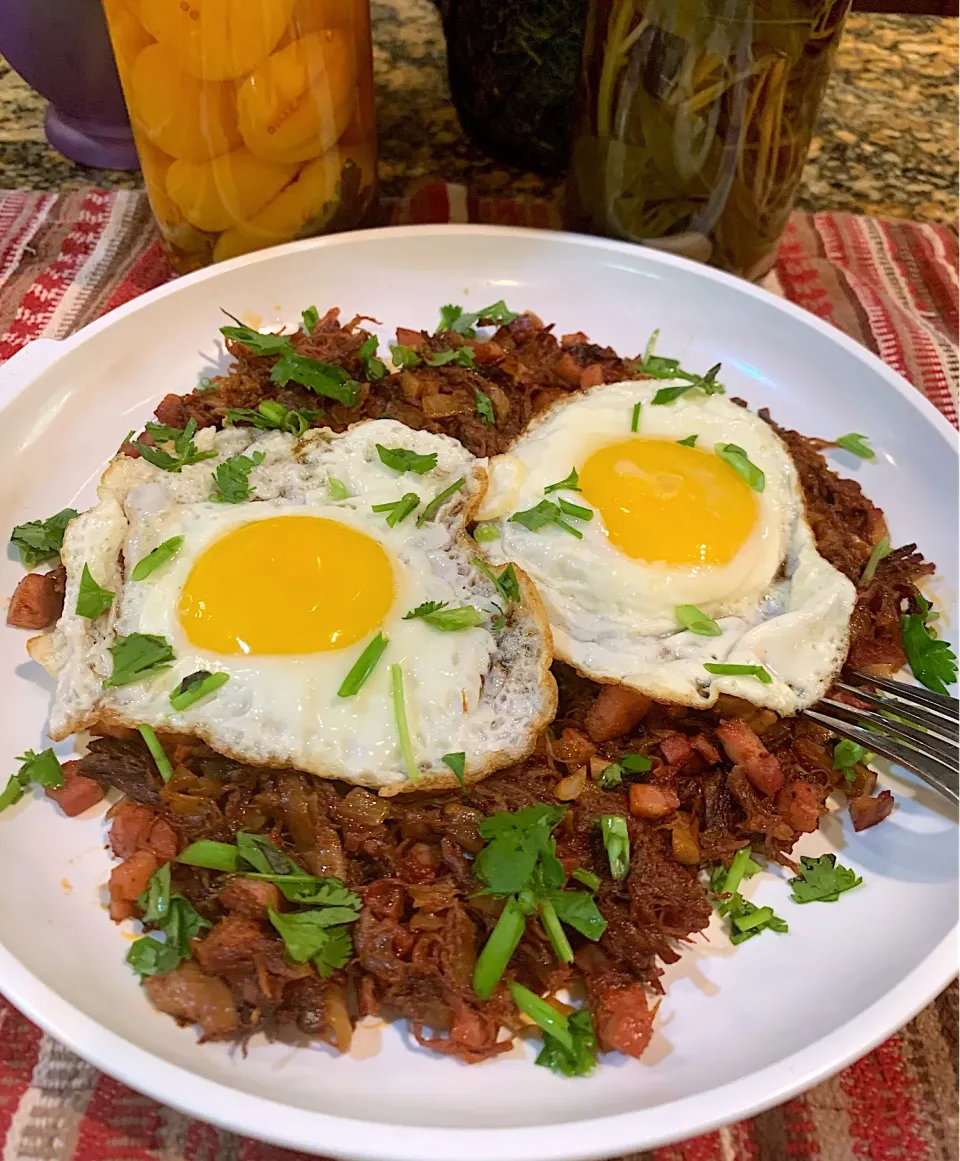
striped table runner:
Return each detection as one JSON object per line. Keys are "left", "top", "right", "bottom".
{"left": 0, "top": 182, "right": 956, "bottom": 1161}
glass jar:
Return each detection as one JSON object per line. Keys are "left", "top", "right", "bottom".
{"left": 102, "top": 0, "right": 378, "bottom": 274}
{"left": 564, "top": 0, "right": 851, "bottom": 279}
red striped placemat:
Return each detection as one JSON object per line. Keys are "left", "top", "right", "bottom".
{"left": 0, "top": 182, "right": 956, "bottom": 1161}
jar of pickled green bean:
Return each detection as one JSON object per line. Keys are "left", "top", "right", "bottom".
{"left": 564, "top": 0, "right": 852, "bottom": 279}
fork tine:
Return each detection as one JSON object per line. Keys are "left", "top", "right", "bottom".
{"left": 850, "top": 671, "right": 959, "bottom": 721}
{"left": 802, "top": 709, "right": 959, "bottom": 806}
{"left": 834, "top": 682, "right": 959, "bottom": 740}
{"left": 816, "top": 697, "right": 958, "bottom": 764}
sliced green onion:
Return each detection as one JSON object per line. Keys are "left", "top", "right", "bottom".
{"left": 417, "top": 476, "right": 466, "bottom": 527}
{"left": 835, "top": 432, "right": 875, "bottom": 460}
{"left": 718, "top": 847, "right": 762, "bottom": 896}
{"left": 539, "top": 899, "right": 574, "bottom": 964}
{"left": 544, "top": 468, "right": 580, "bottom": 495}
{"left": 328, "top": 476, "right": 349, "bottom": 500}
{"left": 138, "top": 724, "right": 172, "bottom": 783}
{"left": 131, "top": 536, "right": 183, "bottom": 581}
{"left": 677, "top": 434, "right": 698, "bottom": 447}
{"left": 714, "top": 443, "right": 765, "bottom": 492}
{"left": 169, "top": 670, "right": 229, "bottom": 711}
{"left": 571, "top": 868, "right": 601, "bottom": 891}
{"left": 473, "top": 523, "right": 500, "bottom": 543}
{"left": 598, "top": 815, "right": 630, "bottom": 880}
{"left": 703, "top": 662, "right": 772, "bottom": 684}
{"left": 474, "top": 896, "right": 526, "bottom": 1000}
{"left": 337, "top": 632, "right": 388, "bottom": 698}
{"left": 859, "top": 535, "right": 891, "bottom": 587}
{"left": 390, "top": 663, "right": 418, "bottom": 781}
{"left": 733, "top": 905, "right": 775, "bottom": 933}
{"left": 506, "top": 981, "right": 573, "bottom": 1053}
{"left": 557, "top": 497, "right": 593, "bottom": 522}
{"left": 676, "top": 604, "right": 722, "bottom": 636}
{"left": 631, "top": 402, "right": 641, "bottom": 432}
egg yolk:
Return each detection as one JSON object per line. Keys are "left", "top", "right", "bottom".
{"left": 178, "top": 515, "right": 394, "bottom": 654}
{"left": 578, "top": 438, "right": 758, "bottom": 565}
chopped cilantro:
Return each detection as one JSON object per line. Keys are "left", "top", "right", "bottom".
{"left": 544, "top": 468, "right": 580, "bottom": 495}
{"left": 134, "top": 419, "right": 218, "bottom": 473}
{"left": 438, "top": 301, "right": 518, "bottom": 337}
{"left": 597, "top": 752, "right": 651, "bottom": 788}
{"left": 270, "top": 351, "right": 360, "bottom": 407}
{"left": 390, "top": 343, "right": 420, "bottom": 369}
{"left": 225, "top": 401, "right": 321, "bottom": 436}
{"left": 510, "top": 499, "right": 585, "bottom": 539}
{"left": 211, "top": 450, "right": 265, "bottom": 503}
{"left": 75, "top": 564, "right": 114, "bottom": 618}
{"left": 220, "top": 312, "right": 292, "bottom": 356}
{"left": 677, "top": 434, "right": 698, "bottom": 447}
{"left": 103, "top": 633, "right": 175, "bottom": 687}
{"left": 902, "top": 595, "right": 957, "bottom": 694}
{"left": 9, "top": 507, "right": 77, "bottom": 568}
{"left": 376, "top": 444, "right": 438, "bottom": 475}
{"left": 127, "top": 864, "right": 210, "bottom": 980}
{"left": 788, "top": 853, "right": 862, "bottom": 904}
{"left": 301, "top": 305, "right": 319, "bottom": 334}
{"left": 177, "top": 840, "right": 240, "bottom": 872}
{"left": 426, "top": 347, "right": 476, "bottom": 368}
{"left": 131, "top": 536, "right": 183, "bottom": 581}
{"left": 475, "top": 388, "right": 495, "bottom": 425}
{"left": 269, "top": 908, "right": 356, "bottom": 978}
{"left": 328, "top": 475, "right": 350, "bottom": 500}
{"left": 0, "top": 748, "right": 64, "bottom": 814}
{"left": 442, "top": 751, "right": 466, "bottom": 789}
{"left": 474, "top": 558, "right": 520, "bottom": 604}
{"left": 535, "top": 1007, "right": 597, "bottom": 1078}
{"left": 357, "top": 335, "right": 387, "bottom": 381}
{"left": 833, "top": 738, "right": 870, "bottom": 784}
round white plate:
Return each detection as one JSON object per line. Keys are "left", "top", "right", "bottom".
{"left": 0, "top": 226, "right": 956, "bottom": 1161}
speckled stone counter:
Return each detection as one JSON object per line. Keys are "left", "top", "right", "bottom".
{"left": 0, "top": 4, "right": 955, "bottom": 221}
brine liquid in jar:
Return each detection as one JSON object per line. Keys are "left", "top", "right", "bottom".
{"left": 103, "top": 0, "right": 378, "bottom": 273}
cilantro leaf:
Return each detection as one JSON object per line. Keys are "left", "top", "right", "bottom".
{"left": 442, "top": 751, "right": 466, "bottom": 788}
{"left": 544, "top": 468, "right": 580, "bottom": 495}
{"left": 270, "top": 352, "right": 360, "bottom": 407}
{"left": 220, "top": 312, "right": 292, "bottom": 356}
{"left": 546, "top": 890, "right": 607, "bottom": 941}
{"left": 714, "top": 443, "right": 765, "bottom": 492}
{"left": 371, "top": 493, "right": 420, "bottom": 527}
{"left": 76, "top": 564, "right": 114, "bottom": 618}
{"left": 835, "top": 432, "right": 875, "bottom": 460}
{"left": 126, "top": 937, "right": 181, "bottom": 981}
{"left": 10, "top": 508, "right": 77, "bottom": 568}
{"left": 236, "top": 831, "right": 300, "bottom": 876}
{"left": 247, "top": 874, "right": 360, "bottom": 911}
{"left": 475, "top": 804, "right": 567, "bottom": 896}
{"left": 860, "top": 536, "right": 891, "bottom": 586}
{"left": 0, "top": 748, "right": 64, "bottom": 814}
{"left": 376, "top": 444, "right": 438, "bottom": 475}
{"left": 510, "top": 499, "right": 584, "bottom": 539}
{"left": 788, "top": 853, "right": 862, "bottom": 904}
{"left": 127, "top": 864, "right": 211, "bottom": 980}
{"left": 357, "top": 335, "right": 387, "bottom": 381}
{"left": 131, "top": 536, "right": 183, "bottom": 581}
{"left": 269, "top": 908, "right": 356, "bottom": 971}
{"left": 677, "top": 434, "right": 698, "bottom": 447}
{"left": 426, "top": 347, "right": 476, "bottom": 368}
{"left": 134, "top": 419, "right": 218, "bottom": 473}
{"left": 833, "top": 739, "right": 870, "bottom": 783}
{"left": 403, "top": 602, "right": 485, "bottom": 631}
{"left": 390, "top": 344, "right": 420, "bottom": 369}
{"left": 301, "top": 305, "right": 319, "bottom": 334}
{"left": 597, "top": 752, "right": 651, "bottom": 788}
{"left": 313, "top": 926, "right": 354, "bottom": 978}
{"left": 474, "top": 388, "right": 495, "bottom": 425}
{"left": 327, "top": 476, "right": 350, "bottom": 500}
{"left": 211, "top": 450, "right": 265, "bottom": 503}
{"left": 438, "top": 301, "right": 518, "bottom": 337}
{"left": 103, "top": 633, "right": 175, "bottom": 687}
{"left": 536, "top": 1008, "right": 597, "bottom": 1078}
{"left": 177, "top": 840, "right": 240, "bottom": 872}
{"left": 902, "top": 596, "right": 957, "bottom": 694}
{"left": 474, "top": 558, "right": 520, "bottom": 604}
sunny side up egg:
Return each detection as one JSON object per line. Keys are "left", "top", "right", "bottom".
{"left": 47, "top": 420, "right": 556, "bottom": 794}
{"left": 476, "top": 381, "right": 857, "bottom": 715}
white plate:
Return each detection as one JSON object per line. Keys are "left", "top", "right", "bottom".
{"left": 0, "top": 226, "right": 956, "bottom": 1161}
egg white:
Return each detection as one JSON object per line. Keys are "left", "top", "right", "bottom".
{"left": 479, "top": 381, "right": 857, "bottom": 715}
{"left": 49, "top": 420, "right": 556, "bottom": 793}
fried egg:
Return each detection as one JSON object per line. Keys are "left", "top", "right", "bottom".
{"left": 477, "top": 381, "right": 856, "bottom": 715}
{"left": 48, "top": 420, "right": 555, "bottom": 794}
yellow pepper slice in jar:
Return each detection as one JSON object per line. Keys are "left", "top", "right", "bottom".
{"left": 137, "top": 137, "right": 183, "bottom": 228}
{"left": 166, "top": 149, "right": 299, "bottom": 231}
{"left": 128, "top": 43, "right": 242, "bottom": 161}
{"left": 102, "top": 0, "right": 154, "bottom": 88}
{"left": 212, "top": 141, "right": 372, "bottom": 261}
{"left": 138, "top": 0, "right": 294, "bottom": 81}
{"left": 236, "top": 31, "right": 357, "bottom": 165}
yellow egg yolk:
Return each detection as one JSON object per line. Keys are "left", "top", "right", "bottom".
{"left": 178, "top": 515, "right": 394, "bottom": 654}
{"left": 578, "top": 438, "right": 758, "bottom": 565}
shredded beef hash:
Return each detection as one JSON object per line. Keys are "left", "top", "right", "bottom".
{"left": 19, "top": 307, "right": 934, "bottom": 1063}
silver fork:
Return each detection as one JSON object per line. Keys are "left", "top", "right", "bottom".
{"left": 802, "top": 672, "right": 959, "bottom": 806}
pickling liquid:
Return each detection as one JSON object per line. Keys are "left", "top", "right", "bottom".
{"left": 103, "top": 0, "right": 378, "bottom": 273}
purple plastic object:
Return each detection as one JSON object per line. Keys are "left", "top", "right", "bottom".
{"left": 0, "top": 0, "right": 139, "bottom": 170}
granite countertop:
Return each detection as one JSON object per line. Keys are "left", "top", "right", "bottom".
{"left": 0, "top": 3, "right": 955, "bottom": 222}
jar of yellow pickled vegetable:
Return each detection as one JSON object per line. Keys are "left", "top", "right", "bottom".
{"left": 564, "top": 0, "right": 851, "bottom": 280}
{"left": 102, "top": 0, "right": 378, "bottom": 273}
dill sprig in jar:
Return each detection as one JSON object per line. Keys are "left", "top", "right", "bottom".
{"left": 564, "top": 0, "right": 852, "bottom": 278}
